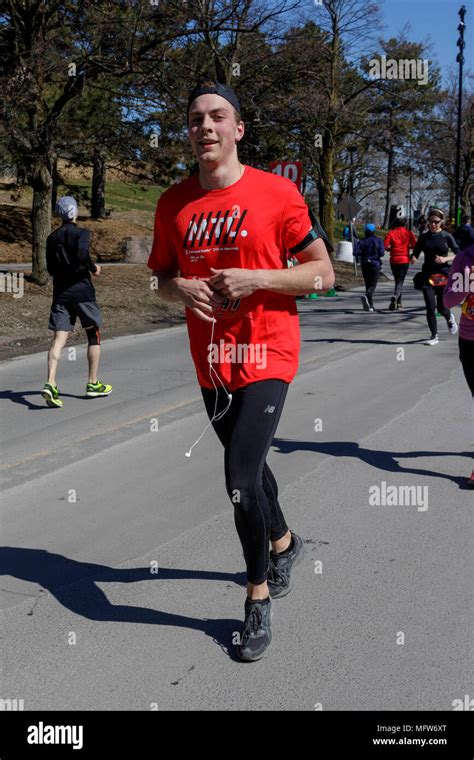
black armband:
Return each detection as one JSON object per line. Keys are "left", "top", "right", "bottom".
{"left": 289, "top": 228, "right": 319, "bottom": 255}
{"left": 307, "top": 206, "right": 334, "bottom": 254}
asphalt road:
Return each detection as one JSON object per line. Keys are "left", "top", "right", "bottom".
{"left": 1, "top": 273, "right": 472, "bottom": 710}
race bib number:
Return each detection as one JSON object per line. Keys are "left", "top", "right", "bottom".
{"left": 219, "top": 298, "right": 241, "bottom": 312}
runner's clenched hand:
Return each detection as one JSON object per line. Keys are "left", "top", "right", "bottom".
{"left": 209, "top": 268, "right": 263, "bottom": 299}
{"left": 174, "top": 277, "right": 226, "bottom": 323}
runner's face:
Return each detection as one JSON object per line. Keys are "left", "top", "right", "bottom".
{"left": 428, "top": 217, "right": 442, "bottom": 231}
{"left": 188, "top": 94, "right": 244, "bottom": 166}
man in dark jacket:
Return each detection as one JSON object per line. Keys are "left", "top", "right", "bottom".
{"left": 354, "top": 223, "right": 385, "bottom": 311}
{"left": 42, "top": 196, "right": 112, "bottom": 407}
{"left": 454, "top": 215, "right": 474, "bottom": 251}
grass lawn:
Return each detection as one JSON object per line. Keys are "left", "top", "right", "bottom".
{"left": 57, "top": 180, "right": 163, "bottom": 213}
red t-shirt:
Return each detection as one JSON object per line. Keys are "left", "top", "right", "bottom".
{"left": 384, "top": 227, "right": 418, "bottom": 264}
{"left": 147, "top": 165, "right": 313, "bottom": 391}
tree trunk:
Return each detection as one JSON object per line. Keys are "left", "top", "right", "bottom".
{"left": 91, "top": 152, "right": 106, "bottom": 218}
{"left": 51, "top": 157, "right": 59, "bottom": 212}
{"left": 448, "top": 178, "right": 455, "bottom": 221}
{"left": 320, "top": 131, "right": 335, "bottom": 246}
{"left": 16, "top": 166, "right": 27, "bottom": 186}
{"left": 461, "top": 181, "right": 471, "bottom": 216}
{"left": 461, "top": 159, "right": 471, "bottom": 216}
{"left": 30, "top": 161, "right": 52, "bottom": 285}
{"left": 383, "top": 144, "right": 394, "bottom": 229}
{"left": 318, "top": 179, "right": 324, "bottom": 222}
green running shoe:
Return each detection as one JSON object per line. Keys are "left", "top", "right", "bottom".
{"left": 41, "top": 383, "right": 63, "bottom": 408}
{"left": 85, "top": 379, "right": 112, "bottom": 398}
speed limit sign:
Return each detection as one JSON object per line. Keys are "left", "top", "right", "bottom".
{"left": 269, "top": 160, "right": 302, "bottom": 192}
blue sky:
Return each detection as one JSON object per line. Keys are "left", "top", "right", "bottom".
{"left": 381, "top": 0, "right": 473, "bottom": 80}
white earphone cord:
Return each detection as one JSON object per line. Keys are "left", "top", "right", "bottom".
{"left": 185, "top": 316, "right": 233, "bottom": 457}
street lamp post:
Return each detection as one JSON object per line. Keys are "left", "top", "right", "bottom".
{"left": 455, "top": 5, "right": 467, "bottom": 226}
{"left": 408, "top": 170, "right": 413, "bottom": 231}
{"left": 347, "top": 146, "right": 357, "bottom": 197}
{"left": 346, "top": 145, "right": 358, "bottom": 277}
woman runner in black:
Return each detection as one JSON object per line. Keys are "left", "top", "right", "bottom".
{"left": 411, "top": 208, "right": 459, "bottom": 346}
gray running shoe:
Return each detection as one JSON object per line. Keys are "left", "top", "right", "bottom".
{"left": 236, "top": 597, "right": 273, "bottom": 662}
{"left": 267, "top": 532, "right": 305, "bottom": 599}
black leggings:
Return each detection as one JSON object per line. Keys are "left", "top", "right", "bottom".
{"left": 422, "top": 284, "right": 451, "bottom": 337}
{"left": 201, "top": 379, "right": 289, "bottom": 585}
{"left": 390, "top": 263, "right": 409, "bottom": 302}
{"left": 361, "top": 262, "right": 380, "bottom": 307}
{"left": 459, "top": 337, "right": 474, "bottom": 396}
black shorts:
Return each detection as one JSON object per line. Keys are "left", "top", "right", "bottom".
{"left": 48, "top": 300, "right": 103, "bottom": 332}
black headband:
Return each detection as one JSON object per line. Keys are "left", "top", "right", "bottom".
{"left": 187, "top": 82, "right": 241, "bottom": 117}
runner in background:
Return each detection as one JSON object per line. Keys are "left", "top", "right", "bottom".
{"left": 343, "top": 221, "right": 358, "bottom": 242}
{"left": 454, "top": 215, "right": 474, "bottom": 252}
{"left": 43, "top": 196, "right": 112, "bottom": 407}
{"left": 411, "top": 208, "right": 459, "bottom": 346}
{"left": 417, "top": 215, "right": 427, "bottom": 235}
{"left": 354, "top": 223, "right": 385, "bottom": 312}
{"left": 384, "top": 217, "right": 417, "bottom": 310}
{"left": 444, "top": 243, "right": 474, "bottom": 488}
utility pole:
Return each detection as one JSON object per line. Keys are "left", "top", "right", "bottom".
{"left": 454, "top": 5, "right": 467, "bottom": 226}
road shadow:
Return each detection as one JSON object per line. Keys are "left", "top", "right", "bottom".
{"left": 299, "top": 307, "right": 424, "bottom": 315}
{"left": 303, "top": 338, "right": 424, "bottom": 346}
{"left": 0, "top": 390, "right": 94, "bottom": 410}
{"left": 0, "top": 547, "right": 246, "bottom": 658}
{"left": 273, "top": 438, "right": 473, "bottom": 490}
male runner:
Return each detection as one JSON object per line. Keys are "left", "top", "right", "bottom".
{"left": 354, "top": 223, "right": 385, "bottom": 312}
{"left": 148, "top": 80, "right": 334, "bottom": 661}
{"left": 42, "top": 196, "right": 112, "bottom": 407}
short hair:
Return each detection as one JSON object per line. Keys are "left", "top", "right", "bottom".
{"left": 394, "top": 217, "right": 407, "bottom": 227}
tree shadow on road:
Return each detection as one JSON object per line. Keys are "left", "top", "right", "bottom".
{"left": 273, "top": 438, "right": 473, "bottom": 490}
{"left": 0, "top": 547, "right": 245, "bottom": 658}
